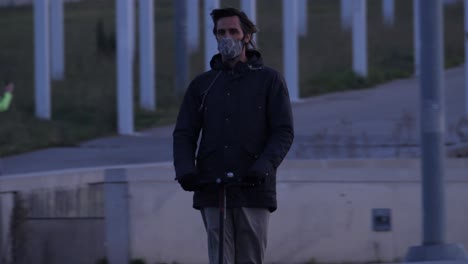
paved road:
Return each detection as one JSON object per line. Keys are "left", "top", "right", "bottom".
{"left": 1, "top": 67, "right": 467, "bottom": 175}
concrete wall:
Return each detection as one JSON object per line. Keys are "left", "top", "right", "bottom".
{"left": 0, "top": 170, "right": 106, "bottom": 264}
{"left": 0, "top": 159, "right": 468, "bottom": 263}
{"left": 23, "top": 219, "right": 105, "bottom": 264}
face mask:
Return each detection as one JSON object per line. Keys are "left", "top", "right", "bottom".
{"left": 217, "top": 37, "right": 244, "bottom": 60}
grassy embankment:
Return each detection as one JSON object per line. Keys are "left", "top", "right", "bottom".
{"left": 0, "top": 0, "right": 464, "bottom": 156}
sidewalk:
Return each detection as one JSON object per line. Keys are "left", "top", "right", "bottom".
{"left": 1, "top": 66, "right": 467, "bottom": 175}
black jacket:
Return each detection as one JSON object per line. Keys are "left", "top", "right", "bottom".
{"left": 173, "top": 50, "right": 294, "bottom": 212}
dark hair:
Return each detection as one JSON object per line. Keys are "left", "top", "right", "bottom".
{"left": 210, "top": 7, "right": 258, "bottom": 49}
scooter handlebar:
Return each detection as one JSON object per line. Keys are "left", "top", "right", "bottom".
{"left": 199, "top": 178, "right": 255, "bottom": 188}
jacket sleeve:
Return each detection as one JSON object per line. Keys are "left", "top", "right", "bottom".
{"left": 0, "top": 92, "right": 13, "bottom": 112}
{"left": 173, "top": 79, "right": 202, "bottom": 178}
{"left": 250, "top": 72, "right": 294, "bottom": 176}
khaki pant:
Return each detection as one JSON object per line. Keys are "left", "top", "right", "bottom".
{"left": 201, "top": 207, "right": 270, "bottom": 264}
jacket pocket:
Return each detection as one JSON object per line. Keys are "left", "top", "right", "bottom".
{"left": 241, "top": 145, "right": 275, "bottom": 192}
{"left": 196, "top": 147, "right": 217, "bottom": 160}
{"left": 242, "top": 145, "right": 261, "bottom": 160}
{"left": 236, "top": 144, "right": 263, "bottom": 179}
{"left": 196, "top": 147, "right": 218, "bottom": 179}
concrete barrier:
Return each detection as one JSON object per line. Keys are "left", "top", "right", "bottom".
{"left": 0, "top": 159, "right": 467, "bottom": 263}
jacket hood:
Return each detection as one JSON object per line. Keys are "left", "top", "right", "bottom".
{"left": 210, "top": 49, "right": 264, "bottom": 73}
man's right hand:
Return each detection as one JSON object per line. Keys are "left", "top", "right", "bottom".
{"left": 176, "top": 172, "right": 200, "bottom": 192}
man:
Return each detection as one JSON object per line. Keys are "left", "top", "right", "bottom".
{"left": 0, "top": 82, "right": 14, "bottom": 112}
{"left": 173, "top": 7, "right": 294, "bottom": 264}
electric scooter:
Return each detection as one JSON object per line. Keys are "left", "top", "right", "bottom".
{"left": 214, "top": 172, "right": 254, "bottom": 264}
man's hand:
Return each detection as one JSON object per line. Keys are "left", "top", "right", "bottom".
{"left": 4, "top": 82, "right": 14, "bottom": 93}
{"left": 176, "top": 172, "right": 200, "bottom": 192}
{"left": 243, "top": 170, "right": 266, "bottom": 186}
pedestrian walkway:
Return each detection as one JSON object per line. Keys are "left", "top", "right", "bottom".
{"left": 1, "top": 66, "right": 467, "bottom": 175}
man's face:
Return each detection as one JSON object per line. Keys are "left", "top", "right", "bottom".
{"left": 215, "top": 16, "right": 250, "bottom": 43}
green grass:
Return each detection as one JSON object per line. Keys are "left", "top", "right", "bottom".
{"left": 0, "top": 0, "right": 465, "bottom": 157}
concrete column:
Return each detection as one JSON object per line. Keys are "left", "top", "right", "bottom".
{"left": 465, "top": 0, "right": 468, "bottom": 115}
{"left": 420, "top": 0, "right": 446, "bottom": 246}
{"left": 139, "top": 0, "right": 156, "bottom": 111}
{"left": 116, "top": 0, "right": 134, "bottom": 135}
{"left": 204, "top": 0, "right": 219, "bottom": 71}
{"left": 0, "top": 192, "right": 15, "bottom": 264}
{"left": 405, "top": 0, "right": 468, "bottom": 260}
{"left": 298, "top": 0, "right": 308, "bottom": 37}
{"left": 414, "top": 0, "right": 421, "bottom": 76}
{"left": 382, "top": 0, "right": 395, "bottom": 26}
{"left": 352, "top": 0, "right": 368, "bottom": 77}
{"left": 241, "top": 0, "right": 257, "bottom": 42}
{"left": 34, "top": 0, "right": 51, "bottom": 120}
{"left": 175, "top": 0, "right": 189, "bottom": 99}
{"left": 283, "top": 0, "right": 299, "bottom": 101}
{"left": 104, "top": 169, "right": 130, "bottom": 264}
{"left": 240, "top": 0, "right": 256, "bottom": 25}
{"left": 50, "top": 0, "right": 65, "bottom": 80}
{"left": 187, "top": 0, "right": 200, "bottom": 53}
{"left": 129, "top": 0, "right": 136, "bottom": 65}
{"left": 341, "top": 0, "right": 352, "bottom": 30}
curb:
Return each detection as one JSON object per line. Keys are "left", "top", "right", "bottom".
{"left": 447, "top": 142, "right": 468, "bottom": 157}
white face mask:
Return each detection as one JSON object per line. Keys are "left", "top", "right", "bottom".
{"left": 217, "top": 36, "right": 244, "bottom": 60}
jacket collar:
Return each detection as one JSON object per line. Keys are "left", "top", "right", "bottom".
{"left": 210, "top": 49, "right": 264, "bottom": 74}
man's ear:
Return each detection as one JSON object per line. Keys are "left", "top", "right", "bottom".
{"left": 244, "top": 33, "right": 251, "bottom": 45}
